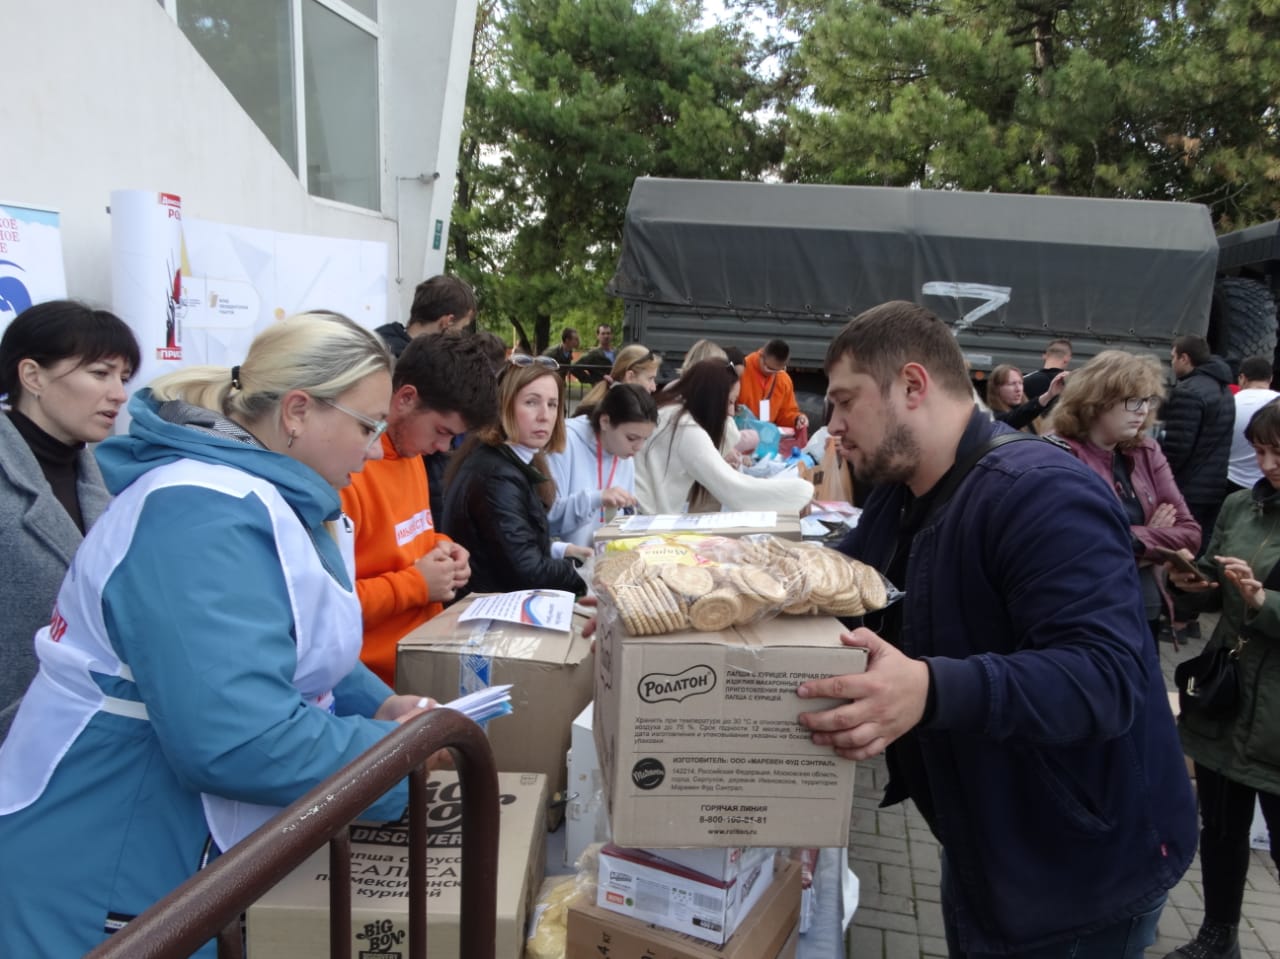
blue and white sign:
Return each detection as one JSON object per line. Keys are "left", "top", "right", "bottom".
{"left": 0, "top": 203, "right": 68, "bottom": 336}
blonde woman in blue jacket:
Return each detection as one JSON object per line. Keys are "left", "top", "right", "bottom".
{"left": 0, "top": 312, "right": 432, "bottom": 957}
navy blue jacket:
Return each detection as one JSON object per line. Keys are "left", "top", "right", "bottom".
{"left": 837, "top": 410, "right": 1197, "bottom": 953}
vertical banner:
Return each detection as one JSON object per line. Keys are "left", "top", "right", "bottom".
{"left": 0, "top": 203, "right": 69, "bottom": 339}
{"left": 110, "top": 189, "right": 186, "bottom": 397}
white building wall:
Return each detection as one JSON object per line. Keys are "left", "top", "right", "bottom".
{"left": 0, "top": 0, "right": 476, "bottom": 326}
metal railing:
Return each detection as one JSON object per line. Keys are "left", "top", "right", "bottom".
{"left": 85, "top": 708, "right": 499, "bottom": 959}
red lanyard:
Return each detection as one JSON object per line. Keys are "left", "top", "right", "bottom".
{"left": 597, "top": 436, "right": 618, "bottom": 522}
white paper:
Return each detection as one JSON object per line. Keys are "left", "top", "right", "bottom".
{"left": 456, "top": 589, "right": 575, "bottom": 631}
{"left": 619, "top": 511, "right": 777, "bottom": 533}
{"left": 759, "top": 398, "right": 771, "bottom": 423}
{"left": 443, "top": 684, "right": 513, "bottom": 725}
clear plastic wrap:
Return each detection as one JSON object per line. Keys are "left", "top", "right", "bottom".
{"left": 592, "top": 534, "right": 897, "bottom": 636}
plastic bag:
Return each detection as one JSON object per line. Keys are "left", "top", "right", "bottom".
{"left": 592, "top": 534, "right": 896, "bottom": 635}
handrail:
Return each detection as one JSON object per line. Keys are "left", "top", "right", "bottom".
{"left": 84, "top": 708, "right": 499, "bottom": 959}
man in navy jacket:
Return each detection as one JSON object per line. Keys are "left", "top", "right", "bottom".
{"left": 798, "top": 302, "right": 1197, "bottom": 958}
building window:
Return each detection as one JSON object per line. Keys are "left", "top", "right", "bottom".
{"left": 170, "top": 0, "right": 380, "bottom": 211}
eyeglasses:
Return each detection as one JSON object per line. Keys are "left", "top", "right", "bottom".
{"left": 508, "top": 354, "right": 560, "bottom": 371}
{"left": 318, "top": 397, "right": 388, "bottom": 452}
{"left": 1123, "top": 396, "right": 1159, "bottom": 412}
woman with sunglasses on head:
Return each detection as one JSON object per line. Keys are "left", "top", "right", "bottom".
{"left": 634, "top": 359, "right": 814, "bottom": 514}
{"left": 441, "top": 353, "right": 589, "bottom": 595}
{"left": 573, "top": 343, "right": 660, "bottom": 418}
{"left": 547, "top": 383, "right": 659, "bottom": 549}
{"left": 0, "top": 311, "right": 438, "bottom": 958}
{"left": 0, "top": 300, "right": 140, "bottom": 742}
{"left": 1048, "top": 350, "right": 1199, "bottom": 649}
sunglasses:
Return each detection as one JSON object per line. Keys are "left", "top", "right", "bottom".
{"left": 508, "top": 354, "right": 560, "bottom": 371}
{"left": 317, "top": 397, "right": 388, "bottom": 453}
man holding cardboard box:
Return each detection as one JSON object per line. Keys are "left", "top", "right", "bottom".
{"left": 797, "top": 301, "right": 1198, "bottom": 958}
{"left": 341, "top": 334, "right": 497, "bottom": 685}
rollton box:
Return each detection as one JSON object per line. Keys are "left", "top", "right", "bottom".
{"left": 593, "top": 511, "right": 803, "bottom": 554}
{"left": 567, "top": 858, "right": 802, "bottom": 959}
{"left": 396, "top": 595, "right": 593, "bottom": 795}
{"left": 596, "top": 844, "right": 774, "bottom": 945}
{"left": 594, "top": 610, "right": 862, "bottom": 848}
{"left": 246, "top": 772, "right": 547, "bottom": 959}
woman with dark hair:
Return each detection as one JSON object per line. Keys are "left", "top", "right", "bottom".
{"left": 547, "top": 383, "right": 658, "bottom": 547}
{"left": 634, "top": 359, "right": 813, "bottom": 514}
{"left": 441, "top": 355, "right": 588, "bottom": 594}
{"left": 1049, "top": 350, "right": 1199, "bottom": 648}
{"left": 0, "top": 300, "right": 140, "bottom": 740}
{"left": 1163, "top": 397, "right": 1280, "bottom": 959}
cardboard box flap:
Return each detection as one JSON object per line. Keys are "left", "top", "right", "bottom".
{"left": 398, "top": 594, "right": 591, "bottom": 667}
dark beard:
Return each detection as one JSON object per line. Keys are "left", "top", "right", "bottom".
{"left": 853, "top": 421, "right": 918, "bottom": 487}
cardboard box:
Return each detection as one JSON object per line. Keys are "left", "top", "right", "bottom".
{"left": 246, "top": 772, "right": 547, "bottom": 959}
{"left": 596, "top": 844, "right": 774, "bottom": 945}
{"left": 595, "top": 610, "right": 862, "bottom": 848}
{"left": 646, "top": 845, "right": 776, "bottom": 885}
{"left": 566, "top": 859, "right": 801, "bottom": 959}
{"left": 396, "top": 596, "right": 593, "bottom": 795}
{"left": 565, "top": 702, "right": 611, "bottom": 869}
{"left": 593, "top": 512, "right": 803, "bottom": 553}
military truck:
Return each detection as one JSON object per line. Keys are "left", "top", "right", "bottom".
{"left": 607, "top": 178, "right": 1271, "bottom": 418}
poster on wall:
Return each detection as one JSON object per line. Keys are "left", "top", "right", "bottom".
{"left": 110, "top": 188, "right": 389, "bottom": 399}
{"left": 0, "top": 202, "right": 69, "bottom": 338}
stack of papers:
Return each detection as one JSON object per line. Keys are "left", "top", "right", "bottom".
{"left": 442, "top": 684, "right": 513, "bottom": 725}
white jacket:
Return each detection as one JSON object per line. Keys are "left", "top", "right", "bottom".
{"left": 634, "top": 406, "right": 813, "bottom": 514}
{"left": 547, "top": 416, "right": 638, "bottom": 547}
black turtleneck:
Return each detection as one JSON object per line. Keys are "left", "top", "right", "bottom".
{"left": 8, "top": 409, "right": 87, "bottom": 533}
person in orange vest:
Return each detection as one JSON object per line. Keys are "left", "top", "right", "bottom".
{"left": 341, "top": 333, "right": 498, "bottom": 685}
{"left": 738, "top": 338, "right": 809, "bottom": 433}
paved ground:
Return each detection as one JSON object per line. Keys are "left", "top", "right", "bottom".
{"left": 844, "top": 616, "right": 1280, "bottom": 958}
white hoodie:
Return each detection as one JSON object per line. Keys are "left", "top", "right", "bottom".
{"left": 547, "top": 416, "right": 638, "bottom": 547}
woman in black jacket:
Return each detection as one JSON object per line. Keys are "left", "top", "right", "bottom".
{"left": 441, "top": 355, "right": 588, "bottom": 596}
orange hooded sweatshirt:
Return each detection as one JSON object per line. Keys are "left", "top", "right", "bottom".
{"left": 340, "top": 433, "right": 450, "bottom": 685}
{"left": 738, "top": 349, "right": 801, "bottom": 428}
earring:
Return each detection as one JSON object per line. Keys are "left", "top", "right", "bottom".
{"left": 287, "top": 431, "right": 296, "bottom": 449}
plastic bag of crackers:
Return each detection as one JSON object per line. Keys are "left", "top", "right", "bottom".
{"left": 592, "top": 534, "right": 893, "bottom": 636}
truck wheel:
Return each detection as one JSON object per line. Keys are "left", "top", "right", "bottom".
{"left": 1212, "top": 276, "right": 1277, "bottom": 367}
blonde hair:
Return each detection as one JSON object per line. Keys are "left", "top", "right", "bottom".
{"left": 453, "top": 362, "right": 568, "bottom": 508}
{"left": 987, "top": 364, "right": 1023, "bottom": 414}
{"left": 148, "top": 312, "right": 391, "bottom": 424}
{"left": 1049, "top": 350, "right": 1166, "bottom": 447}
{"left": 576, "top": 343, "right": 659, "bottom": 416}
{"left": 680, "top": 339, "right": 727, "bottom": 374}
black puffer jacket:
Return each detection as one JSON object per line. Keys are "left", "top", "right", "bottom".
{"left": 1160, "top": 355, "right": 1234, "bottom": 505}
{"left": 441, "top": 442, "right": 586, "bottom": 596}
{"left": 374, "top": 321, "right": 411, "bottom": 358}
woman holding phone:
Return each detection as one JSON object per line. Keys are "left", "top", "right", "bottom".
{"left": 1162, "top": 397, "right": 1280, "bottom": 959}
{"left": 1048, "top": 350, "right": 1200, "bottom": 648}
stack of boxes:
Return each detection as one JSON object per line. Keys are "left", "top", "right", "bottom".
{"left": 566, "top": 515, "right": 864, "bottom": 957}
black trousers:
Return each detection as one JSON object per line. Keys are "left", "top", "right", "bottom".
{"left": 1194, "top": 763, "right": 1280, "bottom": 925}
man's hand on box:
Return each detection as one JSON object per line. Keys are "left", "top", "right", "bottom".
{"left": 796, "top": 629, "right": 929, "bottom": 761}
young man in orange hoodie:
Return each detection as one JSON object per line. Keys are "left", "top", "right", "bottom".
{"left": 738, "top": 338, "right": 809, "bottom": 432}
{"left": 341, "top": 333, "right": 498, "bottom": 685}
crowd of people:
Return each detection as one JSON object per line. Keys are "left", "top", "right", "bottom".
{"left": 1, "top": 279, "right": 1279, "bottom": 959}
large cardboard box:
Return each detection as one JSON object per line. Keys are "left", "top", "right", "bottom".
{"left": 596, "top": 844, "right": 774, "bottom": 945}
{"left": 593, "top": 512, "right": 803, "bottom": 553}
{"left": 566, "top": 859, "right": 801, "bottom": 959}
{"left": 595, "top": 611, "right": 862, "bottom": 848}
{"left": 396, "top": 596, "right": 593, "bottom": 795}
{"left": 246, "top": 772, "right": 547, "bottom": 959}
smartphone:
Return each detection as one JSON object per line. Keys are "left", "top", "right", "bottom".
{"left": 1152, "top": 546, "right": 1208, "bottom": 581}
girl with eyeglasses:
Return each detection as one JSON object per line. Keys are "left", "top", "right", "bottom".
{"left": 573, "top": 343, "right": 661, "bottom": 419}
{"left": 0, "top": 312, "right": 442, "bottom": 957}
{"left": 441, "top": 357, "right": 590, "bottom": 595}
{"left": 547, "top": 383, "right": 659, "bottom": 548}
{"left": 1048, "top": 350, "right": 1200, "bottom": 650}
